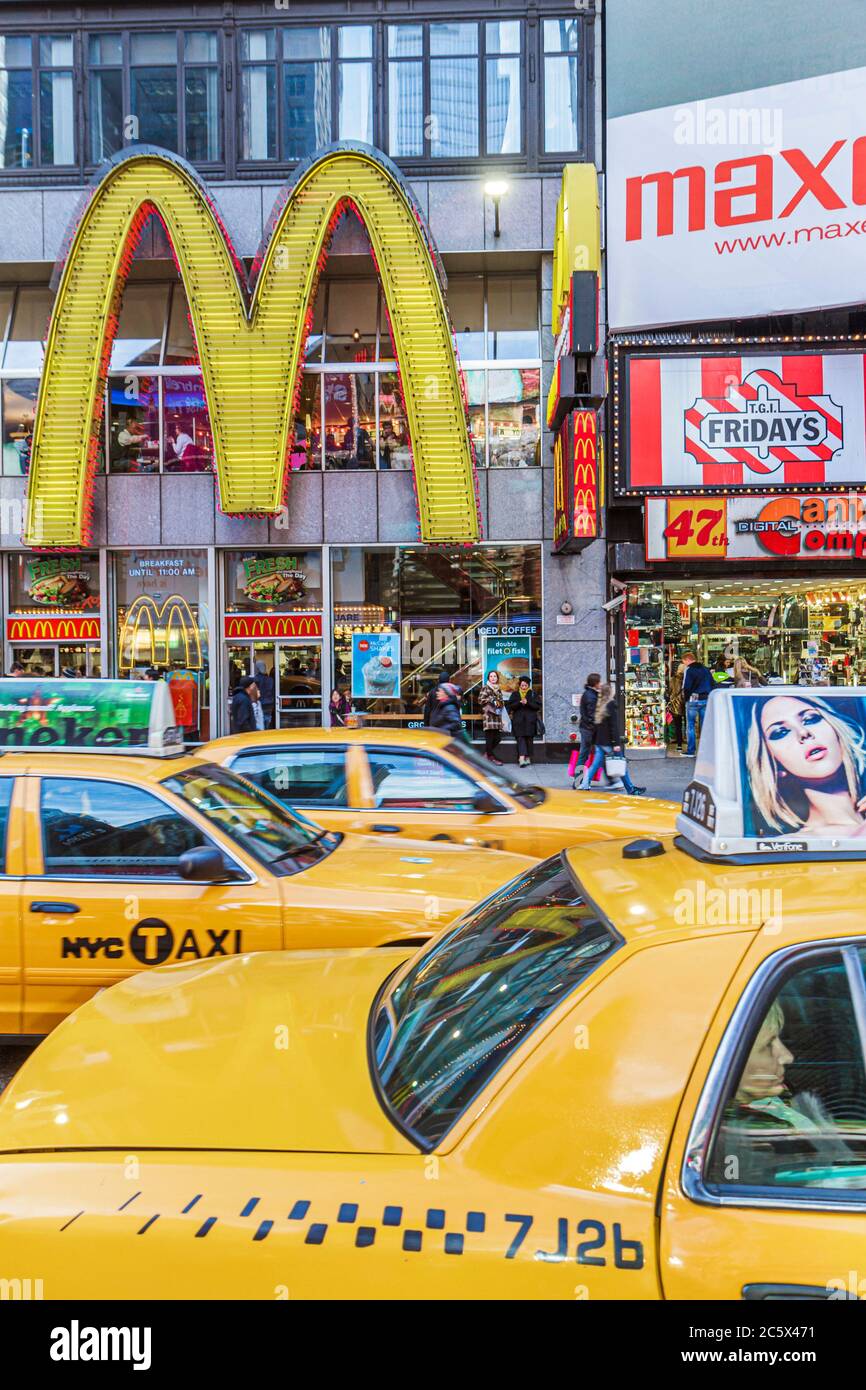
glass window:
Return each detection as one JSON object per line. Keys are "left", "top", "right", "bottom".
{"left": 488, "top": 276, "right": 539, "bottom": 359}
{"left": 705, "top": 951, "right": 866, "bottom": 1195}
{"left": 325, "top": 277, "right": 378, "bottom": 344}
{"left": 448, "top": 276, "right": 484, "bottom": 360}
{"left": 0, "top": 779, "right": 14, "bottom": 872}
{"left": 40, "top": 778, "right": 209, "bottom": 878}
{"left": 373, "top": 856, "right": 620, "bottom": 1147}
{"left": 338, "top": 25, "right": 373, "bottom": 143}
{"left": 163, "top": 376, "right": 213, "bottom": 472}
{"left": 9, "top": 551, "right": 100, "bottom": 612}
{"left": 283, "top": 26, "right": 331, "bottom": 159}
{"left": 225, "top": 549, "right": 323, "bottom": 612}
{"left": 131, "top": 30, "right": 178, "bottom": 151}
{"left": 430, "top": 23, "right": 478, "bottom": 158}
{"left": 292, "top": 374, "right": 321, "bottom": 471}
{"left": 240, "top": 36, "right": 276, "bottom": 161}
{"left": 2, "top": 379, "right": 38, "bottom": 475}
{"left": 464, "top": 369, "right": 487, "bottom": 464}
{"left": 5, "top": 287, "right": 52, "bottom": 371}
{"left": 377, "top": 374, "right": 411, "bottom": 470}
{"left": 110, "top": 285, "right": 168, "bottom": 368}
{"left": 485, "top": 21, "right": 521, "bottom": 156}
{"left": 184, "top": 30, "right": 219, "bottom": 161}
{"left": 487, "top": 368, "right": 540, "bottom": 468}
{"left": 543, "top": 17, "right": 581, "bottom": 154}
{"left": 114, "top": 549, "right": 210, "bottom": 734}
{"left": 387, "top": 25, "right": 423, "bottom": 158}
{"left": 164, "top": 283, "right": 196, "bottom": 365}
{"left": 0, "top": 34, "right": 34, "bottom": 168}
{"left": 367, "top": 750, "right": 478, "bottom": 811}
{"left": 232, "top": 747, "right": 348, "bottom": 808}
{"left": 39, "top": 34, "right": 74, "bottom": 166}
{"left": 88, "top": 34, "right": 123, "bottom": 163}
{"left": 324, "top": 373, "right": 376, "bottom": 470}
{"left": 162, "top": 763, "right": 338, "bottom": 876}
{"left": 108, "top": 375, "right": 159, "bottom": 472}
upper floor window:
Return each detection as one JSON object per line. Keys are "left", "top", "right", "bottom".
{"left": 543, "top": 17, "right": 581, "bottom": 153}
{"left": 88, "top": 29, "right": 221, "bottom": 165}
{"left": 239, "top": 24, "right": 373, "bottom": 163}
{"left": 0, "top": 33, "right": 74, "bottom": 168}
{"left": 387, "top": 21, "right": 522, "bottom": 160}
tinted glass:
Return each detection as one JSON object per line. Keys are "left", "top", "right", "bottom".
{"left": 233, "top": 748, "right": 348, "bottom": 808}
{"left": 374, "top": 856, "right": 620, "bottom": 1147}
{"left": 163, "top": 763, "right": 337, "bottom": 874}
{"left": 0, "top": 778, "right": 14, "bottom": 870}
{"left": 89, "top": 68, "right": 123, "bottom": 162}
{"left": 41, "top": 778, "right": 208, "bottom": 876}
{"left": 367, "top": 750, "right": 478, "bottom": 810}
{"left": 705, "top": 950, "right": 866, "bottom": 1195}
{"left": 388, "top": 61, "right": 423, "bottom": 158}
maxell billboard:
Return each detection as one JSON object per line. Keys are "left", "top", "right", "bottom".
{"left": 606, "top": 0, "right": 866, "bottom": 329}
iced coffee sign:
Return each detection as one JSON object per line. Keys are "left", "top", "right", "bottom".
{"left": 625, "top": 352, "right": 864, "bottom": 492}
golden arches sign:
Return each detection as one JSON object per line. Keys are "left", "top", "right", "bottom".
{"left": 119, "top": 595, "right": 203, "bottom": 671}
{"left": 26, "top": 143, "right": 480, "bottom": 548}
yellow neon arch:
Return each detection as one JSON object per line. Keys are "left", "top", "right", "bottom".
{"left": 26, "top": 143, "right": 480, "bottom": 548}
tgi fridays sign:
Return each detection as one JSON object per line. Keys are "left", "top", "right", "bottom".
{"left": 624, "top": 352, "right": 866, "bottom": 493}
{"left": 646, "top": 493, "right": 866, "bottom": 561}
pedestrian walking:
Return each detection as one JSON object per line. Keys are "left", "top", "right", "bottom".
{"left": 230, "top": 674, "right": 261, "bottom": 734}
{"left": 254, "top": 659, "right": 275, "bottom": 728}
{"left": 329, "top": 686, "right": 352, "bottom": 727}
{"left": 668, "top": 659, "right": 686, "bottom": 753}
{"left": 429, "top": 678, "right": 469, "bottom": 744}
{"left": 478, "top": 669, "right": 505, "bottom": 763}
{"left": 576, "top": 672, "right": 601, "bottom": 771}
{"left": 682, "top": 651, "right": 715, "bottom": 756}
{"left": 507, "top": 676, "right": 541, "bottom": 767}
{"left": 578, "top": 683, "right": 645, "bottom": 795}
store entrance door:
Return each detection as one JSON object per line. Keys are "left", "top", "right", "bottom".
{"left": 227, "top": 641, "right": 322, "bottom": 729}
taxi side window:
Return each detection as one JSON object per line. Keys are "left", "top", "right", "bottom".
{"left": 367, "top": 750, "right": 478, "bottom": 811}
{"left": 705, "top": 951, "right": 866, "bottom": 1195}
{"left": 40, "top": 778, "right": 208, "bottom": 877}
{"left": 0, "top": 778, "right": 13, "bottom": 872}
{"left": 232, "top": 748, "right": 347, "bottom": 807}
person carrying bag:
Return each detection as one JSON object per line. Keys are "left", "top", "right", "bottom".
{"left": 577, "top": 683, "right": 645, "bottom": 796}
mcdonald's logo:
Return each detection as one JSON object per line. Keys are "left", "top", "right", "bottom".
{"left": 223, "top": 613, "right": 323, "bottom": 641}
{"left": 119, "top": 595, "right": 202, "bottom": 671}
{"left": 6, "top": 616, "right": 101, "bottom": 642}
{"left": 26, "top": 142, "right": 479, "bottom": 549}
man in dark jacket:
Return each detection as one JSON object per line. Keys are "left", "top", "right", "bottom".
{"left": 429, "top": 680, "right": 467, "bottom": 743}
{"left": 422, "top": 671, "right": 450, "bottom": 727}
{"left": 230, "top": 675, "right": 260, "bottom": 735}
{"left": 578, "top": 673, "right": 601, "bottom": 768}
{"left": 682, "top": 652, "right": 715, "bottom": 756}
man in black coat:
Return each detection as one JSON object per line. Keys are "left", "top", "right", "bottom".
{"left": 230, "top": 675, "right": 260, "bottom": 735}
{"left": 429, "top": 680, "right": 467, "bottom": 742}
{"left": 578, "top": 673, "right": 601, "bottom": 768}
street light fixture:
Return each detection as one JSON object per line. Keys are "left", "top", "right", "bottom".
{"left": 484, "top": 179, "right": 509, "bottom": 238}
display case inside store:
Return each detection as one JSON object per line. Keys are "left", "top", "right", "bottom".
{"left": 623, "top": 585, "right": 665, "bottom": 748}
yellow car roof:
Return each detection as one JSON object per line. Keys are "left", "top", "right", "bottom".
{"left": 204, "top": 727, "right": 456, "bottom": 756}
{"left": 0, "top": 750, "right": 206, "bottom": 782}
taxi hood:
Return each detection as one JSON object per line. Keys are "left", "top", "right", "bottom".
{"left": 0, "top": 950, "right": 418, "bottom": 1157}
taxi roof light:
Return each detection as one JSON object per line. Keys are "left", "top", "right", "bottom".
{"left": 0, "top": 678, "right": 184, "bottom": 757}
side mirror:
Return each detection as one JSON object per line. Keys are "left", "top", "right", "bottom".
{"left": 473, "top": 790, "right": 503, "bottom": 815}
{"left": 178, "top": 846, "right": 229, "bottom": 882}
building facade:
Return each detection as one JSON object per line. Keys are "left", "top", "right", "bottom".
{"left": 0, "top": 0, "right": 606, "bottom": 747}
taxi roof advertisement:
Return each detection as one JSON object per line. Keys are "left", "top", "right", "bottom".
{"left": 0, "top": 680, "right": 182, "bottom": 755}
{"left": 606, "top": 0, "right": 866, "bottom": 328}
{"left": 677, "top": 686, "right": 866, "bottom": 856}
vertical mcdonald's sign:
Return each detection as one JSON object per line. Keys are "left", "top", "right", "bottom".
{"left": 26, "top": 142, "right": 480, "bottom": 549}
{"left": 553, "top": 409, "right": 601, "bottom": 554}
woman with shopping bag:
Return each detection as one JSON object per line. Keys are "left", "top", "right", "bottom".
{"left": 577, "top": 683, "right": 645, "bottom": 795}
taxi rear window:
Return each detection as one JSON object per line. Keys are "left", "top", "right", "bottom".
{"left": 371, "top": 855, "right": 621, "bottom": 1150}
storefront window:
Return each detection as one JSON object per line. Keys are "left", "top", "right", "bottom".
{"left": 225, "top": 550, "right": 322, "bottom": 612}
{"left": 114, "top": 549, "right": 209, "bottom": 739}
{"left": 163, "top": 376, "right": 213, "bottom": 472}
{"left": 7, "top": 552, "right": 102, "bottom": 678}
{"left": 108, "top": 376, "right": 159, "bottom": 472}
{"left": 2, "top": 379, "right": 38, "bottom": 475}
{"left": 324, "top": 374, "right": 376, "bottom": 469}
{"left": 331, "top": 545, "right": 542, "bottom": 735}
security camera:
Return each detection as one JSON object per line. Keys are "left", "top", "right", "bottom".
{"left": 601, "top": 593, "right": 627, "bottom": 613}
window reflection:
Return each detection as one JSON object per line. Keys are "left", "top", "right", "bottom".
{"left": 0, "top": 35, "right": 34, "bottom": 168}
{"left": 291, "top": 374, "right": 321, "bottom": 471}
{"left": 324, "top": 373, "right": 376, "bottom": 470}
{"left": 486, "top": 22, "right": 521, "bottom": 156}
{"left": 163, "top": 376, "right": 214, "bottom": 472}
{"left": 39, "top": 35, "right": 75, "bottom": 166}
{"left": 378, "top": 374, "right": 411, "bottom": 469}
{"left": 430, "top": 24, "right": 479, "bottom": 158}
{"left": 184, "top": 32, "right": 220, "bottom": 162}
{"left": 88, "top": 34, "right": 123, "bottom": 162}
{"left": 283, "top": 27, "right": 331, "bottom": 159}
{"left": 130, "top": 32, "right": 178, "bottom": 151}
{"left": 2, "top": 379, "right": 37, "bottom": 475}
{"left": 544, "top": 18, "right": 581, "bottom": 154}
{"left": 487, "top": 368, "right": 540, "bottom": 468}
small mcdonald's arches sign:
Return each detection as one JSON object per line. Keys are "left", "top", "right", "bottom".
{"left": 224, "top": 614, "right": 323, "bottom": 640}
{"left": 7, "top": 616, "right": 101, "bottom": 642}
{"left": 553, "top": 410, "right": 601, "bottom": 554}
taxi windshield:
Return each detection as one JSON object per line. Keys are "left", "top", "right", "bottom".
{"left": 445, "top": 740, "right": 546, "bottom": 807}
{"left": 162, "top": 763, "right": 338, "bottom": 875}
{"left": 371, "top": 855, "right": 620, "bottom": 1149}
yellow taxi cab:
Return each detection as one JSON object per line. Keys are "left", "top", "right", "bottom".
{"left": 0, "top": 679, "right": 535, "bottom": 1038}
{"left": 2, "top": 688, "right": 865, "bottom": 1299}
{"left": 202, "top": 726, "right": 677, "bottom": 856}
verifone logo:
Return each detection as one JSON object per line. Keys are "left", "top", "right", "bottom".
{"left": 625, "top": 137, "right": 866, "bottom": 241}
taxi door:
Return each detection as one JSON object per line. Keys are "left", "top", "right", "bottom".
{"left": 351, "top": 743, "right": 528, "bottom": 851}
{"left": 20, "top": 771, "right": 284, "bottom": 1035}
{"left": 0, "top": 775, "right": 25, "bottom": 1037}
{"left": 660, "top": 932, "right": 866, "bottom": 1301}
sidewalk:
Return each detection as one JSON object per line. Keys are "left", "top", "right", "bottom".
{"left": 510, "top": 751, "right": 690, "bottom": 804}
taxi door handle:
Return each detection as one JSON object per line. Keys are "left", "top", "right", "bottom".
{"left": 30, "top": 901, "right": 80, "bottom": 914}
{"left": 742, "top": 1282, "right": 856, "bottom": 1301}
{"left": 371, "top": 824, "right": 402, "bottom": 834}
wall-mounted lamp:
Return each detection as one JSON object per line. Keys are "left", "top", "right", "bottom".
{"left": 484, "top": 179, "right": 509, "bottom": 238}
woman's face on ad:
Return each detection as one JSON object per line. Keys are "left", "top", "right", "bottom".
{"left": 760, "top": 697, "right": 843, "bottom": 780}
